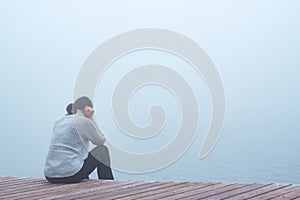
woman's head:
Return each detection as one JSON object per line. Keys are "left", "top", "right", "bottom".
{"left": 66, "top": 96, "right": 93, "bottom": 115}
{"left": 73, "top": 96, "right": 93, "bottom": 112}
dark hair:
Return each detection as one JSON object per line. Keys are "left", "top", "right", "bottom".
{"left": 73, "top": 96, "right": 93, "bottom": 112}
{"left": 66, "top": 103, "right": 74, "bottom": 115}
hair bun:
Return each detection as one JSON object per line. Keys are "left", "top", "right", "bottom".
{"left": 66, "top": 103, "right": 74, "bottom": 115}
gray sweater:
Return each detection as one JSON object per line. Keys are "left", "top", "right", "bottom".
{"left": 44, "top": 110, "right": 105, "bottom": 178}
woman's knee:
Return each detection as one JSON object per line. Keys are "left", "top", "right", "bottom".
{"left": 92, "top": 145, "right": 109, "bottom": 154}
{"left": 90, "top": 145, "right": 111, "bottom": 165}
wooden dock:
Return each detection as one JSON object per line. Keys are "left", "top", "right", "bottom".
{"left": 0, "top": 177, "right": 300, "bottom": 199}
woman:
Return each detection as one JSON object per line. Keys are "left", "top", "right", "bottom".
{"left": 44, "top": 96, "right": 114, "bottom": 183}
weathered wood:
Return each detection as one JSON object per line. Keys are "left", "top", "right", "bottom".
{"left": 200, "top": 183, "right": 268, "bottom": 200}
{"left": 52, "top": 181, "right": 160, "bottom": 200}
{"left": 123, "top": 182, "right": 216, "bottom": 200}
{"left": 225, "top": 184, "right": 292, "bottom": 200}
{"left": 263, "top": 187, "right": 300, "bottom": 200}
{"left": 12, "top": 180, "right": 137, "bottom": 200}
{"left": 0, "top": 176, "right": 299, "bottom": 200}
{"left": 103, "top": 182, "right": 187, "bottom": 199}
{"left": 163, "top": 182, "right": 235, "bottom": 200}
{"left": 183, "top": 183, "right": 251, "bottom": 200}
{"left": 246, "top": 185, "right": 299, "bottom": 200}
{"left": 80, "top": 181, "right": 173, "bottom": 200}
{"left": 40, "top": 180, "right": 139, "bottom": 200}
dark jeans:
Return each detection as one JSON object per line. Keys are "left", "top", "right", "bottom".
{"left": 46, "top": 145, "right": 114, "bottom": 183}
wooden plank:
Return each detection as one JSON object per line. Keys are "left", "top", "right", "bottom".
{"left": 200, "top": 183, "right": 268, "bottom": 200}
{"left": 76, "top": 181, "right": 175, "bottom": 200}
{"left": 0, "top": 177, "right": 31, "bottom": 186}
{"left": 225, "top": 184, "right": 291, "bottom": 200}
{"left": 1, "top": 179, "right": 109, "bottom": 199}
{"left": 264, "top": 187, "right": 300, "bottom": 200}
{"left": 0, "top": 180, "right": 50, "bottom": 196}
{"left": 182, "top": 183, "right": 251, "bottom": 200}
{"left": 0, "top": 179, "right": 46, "bottom": 192}
{"left": 37, "top": 181, "right": 134, "bottom": 200}
{"left": 19, "top": 180, "right": 139, "bottom": 200}
{"left": 39, "top": 180, "right": 157, "bottom": 200}
{"left": 161, "top": 182, "right": 233, "bottom": 200}
{"left": 0, "top": 176, "right": 19, "bottom": 182}
{"left": 10, "top": 181, "right": 98, "bottom": 200}
{"left": 1, "top": 182, "right": 73, "bottom": 199}
{"left": 137, "top": 182, "right": 218, "bottom": 200}
{"left": 115, "top": 182, "right": 190, "bottom": 199}
{"left": 79, "top": 182, "right": 163, "bottom": 200}
{"left": 246, "top": 185, "right": 297, "bottom": 200}
{"left": 39, "top": 180, "right": 150, "bottom": 200}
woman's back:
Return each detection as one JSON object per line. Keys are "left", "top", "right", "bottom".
{"left": 44, "top": 115, "right": 88, "bottom": 178}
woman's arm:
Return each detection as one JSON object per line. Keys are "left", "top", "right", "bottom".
{"left": 76, "top": 117, "right": 106, "bottom": 145}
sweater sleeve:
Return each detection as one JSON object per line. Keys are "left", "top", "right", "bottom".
{"left": 76, "top": 117, "right": 106, "bottom": 145}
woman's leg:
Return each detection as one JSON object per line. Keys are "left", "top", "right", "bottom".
{"left": 46, "top": 154, "right": 97, "bottom": 184}
{"left": 89, "top": 145, "right": 114, "bottom": 180}
{"left": 46, "top": 145, "right": 114, "bottom": 183}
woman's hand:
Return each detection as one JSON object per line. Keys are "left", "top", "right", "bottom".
{"left": 83, "top": 106, "right": 95, "bottom": 120}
